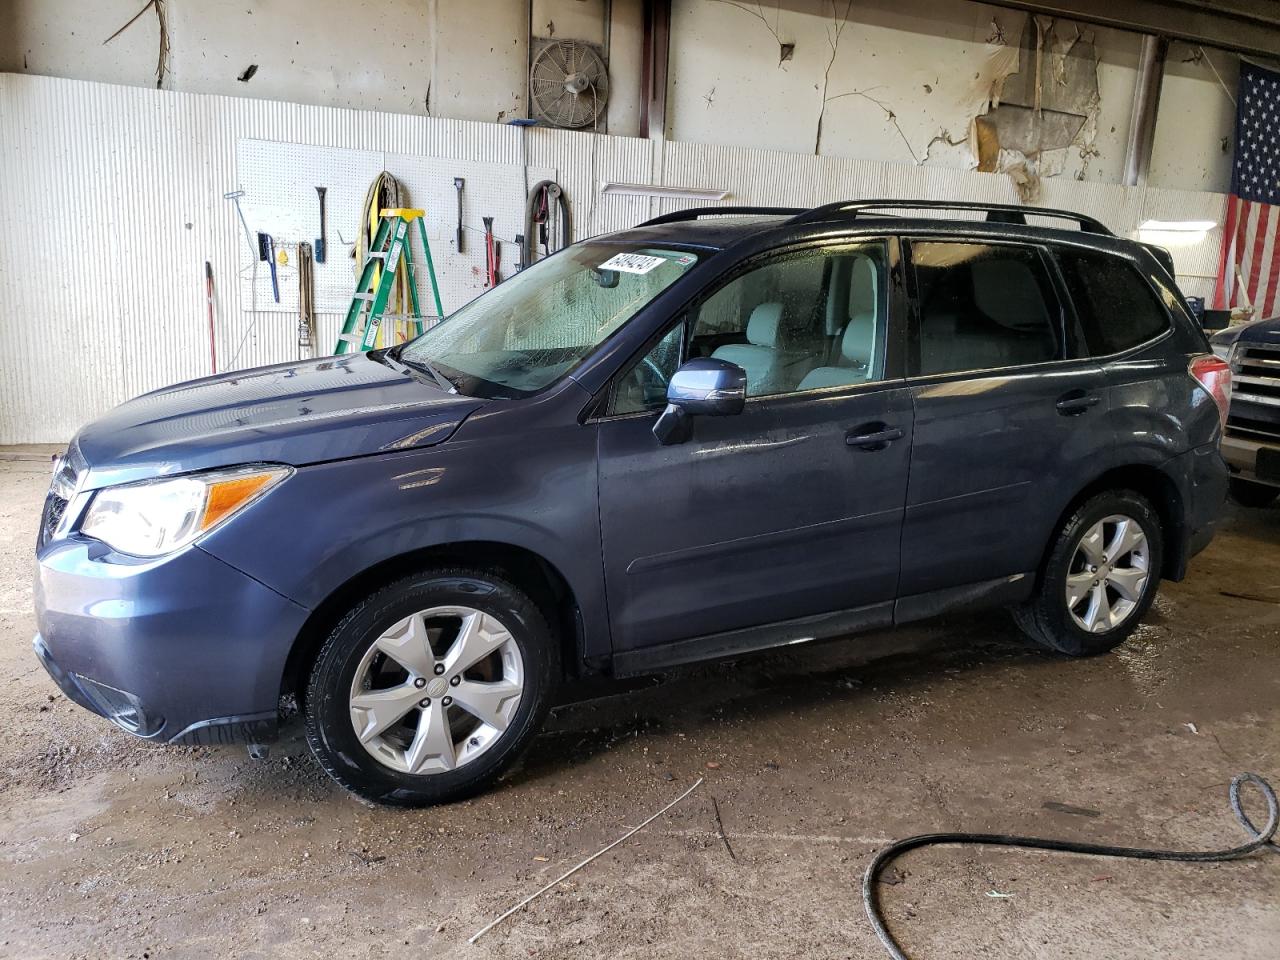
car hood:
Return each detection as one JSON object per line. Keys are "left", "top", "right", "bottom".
{"left": 1210, "top": 315, "right": 1280, "bottom": 351}
{"left": 74, "top": 353, "right": 486, "bottom": 487}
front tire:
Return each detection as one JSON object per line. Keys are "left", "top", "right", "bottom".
{"left": 1229, "top": 478, "right": 1279, "bottom": 508}
{"left": 1013, "top": 490, "right": 1163, "bottom": 656}
{"left": 304, "top": 569, "right": 558, "bottom": 806}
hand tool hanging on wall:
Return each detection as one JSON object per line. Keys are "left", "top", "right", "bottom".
{"left": 314, "top": 186, "right": 328, "bottom": 263}
{"left": 204, "top": 261, "right": 217, "bottom": 374}
{"left": 257, "top": 232, "right": 280, "bottom": 303}
{"left": 521, "top": 180, "right": 571, "bottom": 270}
{"left": 483, "top": 217, "right": 501, "bottom": 288}
{"left": 336, "top": 209, "right": 445, "bottom": 355}
{"left": 453, "top": 178, "right": 466, "bottom": 253}
{"left": 223, "top": 190, "right": 256, "bottom": 256}
{"left": 297, "top": 241, "right": 316, "bottom": 359}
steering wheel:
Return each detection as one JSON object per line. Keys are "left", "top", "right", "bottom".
{"left": 641, "top": 356, "right": 670, "bottom": 388}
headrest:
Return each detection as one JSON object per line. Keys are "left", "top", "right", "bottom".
{"left": 849, "top": 257, "right": 878, "bottom": 318}
{"left": 971, "top": 258, "right": 1048, "bottom": 330}
{"left": 746, "top": 302, "right": 784, "bottom": 348}
{"left": 841, "top": 312, "right": 875, "bottom": 365}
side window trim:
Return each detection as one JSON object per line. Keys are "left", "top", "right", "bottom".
{"left": 902, "top": 235, "right": 1072, "bottom": 381}
{"left": 1042, "top": 244, "right": 1091, "bottom": 361}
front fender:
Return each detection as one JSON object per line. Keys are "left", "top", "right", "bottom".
{"left": 198, "top": 420, "right": 609, "bottom": 660}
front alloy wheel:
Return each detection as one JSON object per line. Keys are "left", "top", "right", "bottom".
{"left": 305, "top": 570, "right": 557, "bottom": 806}
{"left": 349, "top": 606, "right": 525, "bottom": 775}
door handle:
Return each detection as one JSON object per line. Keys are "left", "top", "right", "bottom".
{"left": 1055, "top": 392, "right": 1101, "bottom": 416}
{"left": 845, "top": 424, "right": 904, "bottom": 450}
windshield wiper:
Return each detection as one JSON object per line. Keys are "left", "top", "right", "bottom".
{"left": 398, "top": 355, "right": 457, "bottom": 395}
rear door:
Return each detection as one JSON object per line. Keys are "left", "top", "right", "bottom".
{"left": 595, "top": 239, "right": 914, "bottom": 656}
{"left": 897, "top": 238, "right": 1111, "bottom": 600}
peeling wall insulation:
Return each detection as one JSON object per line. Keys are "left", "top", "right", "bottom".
{"left": 669, "top": 0, "right": 1235, "bottom": 194}
{"left": 3, "top": 0, "right": 1238, "bottom": 194}
{"left": 0, "top": 73, "right": 1229, "bottom": 443}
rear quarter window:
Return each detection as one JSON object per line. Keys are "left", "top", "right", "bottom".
{"left": 1054, "top": 249, "right": 1171, "bottom": 356}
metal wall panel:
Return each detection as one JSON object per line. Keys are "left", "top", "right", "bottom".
{"left": 0, "top": 73, "right": 1230, "bottom": 443}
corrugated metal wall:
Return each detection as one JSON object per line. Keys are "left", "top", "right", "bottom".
{"left": 0, "top": 73, "right": 1228, "bottom": 444}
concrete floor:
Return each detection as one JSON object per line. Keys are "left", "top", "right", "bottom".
{"left": 2, "top": 448, "right": 1278, "bottom": 959}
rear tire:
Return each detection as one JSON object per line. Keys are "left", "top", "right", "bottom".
{"left": 1013, "top": 490, "right": 1163, "bottom": 656}
{"left": 304, "top": 568, "right": 558, "bottom": 807}
{"left": 1229, "top": 478, "right": 1279, "bottom": 508}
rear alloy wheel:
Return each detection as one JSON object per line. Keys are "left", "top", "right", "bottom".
{"left": 305, "top": 570, "right": 557, "bottom": 806}
{"left": 1063, "top": 515, "right": 1151, "bottom": 634}
{"left": 1229, "top": 478, "right": 1279, "bottom": 509}
{"left": 1013, "top": 490, "right": 1163, "bottom": 656}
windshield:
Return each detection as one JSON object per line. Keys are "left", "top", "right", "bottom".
{"left": 400, "top": 242, "right": 702, "bottom": 398}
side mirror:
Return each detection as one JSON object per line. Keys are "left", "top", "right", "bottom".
{"left": 653, "top": 357, "right": 747, "bottom": 445}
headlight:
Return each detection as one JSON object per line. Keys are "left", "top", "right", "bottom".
{"left": 80, "top": 465, "right": 292, "bottom": 557}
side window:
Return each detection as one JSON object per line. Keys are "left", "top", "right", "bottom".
{"left": 609, "top": 322, "right": 685, "bottom": 416}
{"left": 689, "top": 243, "right": 888, "bottom": 398}
{"left": 1055, "top": 248, "right": 1172, "bottom": 356}
{"left": 910, "top": 242, "right": 1061, "bottom": 376}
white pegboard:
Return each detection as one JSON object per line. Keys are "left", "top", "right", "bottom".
{"left": 234, "top": 138, "right": 554, "bottom": 321}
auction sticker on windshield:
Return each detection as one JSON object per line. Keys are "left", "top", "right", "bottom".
{"left": 598, "top": 252, "right": 669, "bottom": 274}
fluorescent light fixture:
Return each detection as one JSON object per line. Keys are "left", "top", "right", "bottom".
{"left": 601, "top": 182, "right": 730, "bottom": 201}
{"left": 1139, "top": 219, "right": 1217, "bottom": 232}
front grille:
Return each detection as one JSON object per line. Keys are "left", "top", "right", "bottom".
{"left": 1227, "top": 343, "right": 1280, "bottom": 443}
{"left": 38, "top": 444, "right": 84, "bottom": 549}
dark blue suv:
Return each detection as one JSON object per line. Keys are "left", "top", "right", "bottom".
{"left": 34, "top": 201, "right": 1230, "bottom": 806}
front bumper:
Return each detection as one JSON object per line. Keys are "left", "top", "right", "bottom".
{"left": 34, "top": 537, "right": 309, "bottom": 744}
{"left": 1222, "top": 434, "right": 1280, "bottom": 489}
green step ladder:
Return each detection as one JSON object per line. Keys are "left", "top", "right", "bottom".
{"left": 335, "top": 208, "right": 445, "bottom": 354}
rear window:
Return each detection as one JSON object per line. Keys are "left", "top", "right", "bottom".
{"left": 1054, "top": 249, "right": 1170, "bottom": 356}
{"left": 910, "top": 241, "right": 1061, "bottom": 376}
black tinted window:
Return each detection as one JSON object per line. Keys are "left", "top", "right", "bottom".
{"left": 910, "top": 242, "right": 1060, "bottom": 375}
{"left": 1055, "top": 249, "right": 1170, "bottom": 356}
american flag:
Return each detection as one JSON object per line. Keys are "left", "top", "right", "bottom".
{"left": 1214, "top": 59, "right": 1280, "bottom": 319}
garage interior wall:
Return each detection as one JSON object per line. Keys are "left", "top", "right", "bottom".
{"left": 0, "top": 0, "right": 1246, "bottom": 444}
{"left": 0, "top": 0, "right": 647, "bottom": 135}
{"left": 0, "top": 71, "right": 1228, "bottom": 443}
{"left": 1, "top": 0, "right": 1238, "bottom": 190}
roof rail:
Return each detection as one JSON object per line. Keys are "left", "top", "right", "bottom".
{"left": 789, "top": 200, "right": 1113, "bottom": 236}
{"left": 639, "top": 206, "right": 805, "bottom": 227}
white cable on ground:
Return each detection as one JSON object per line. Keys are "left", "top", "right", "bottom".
{"left": 468, "top": 777, "right": 704, "bottom": 944}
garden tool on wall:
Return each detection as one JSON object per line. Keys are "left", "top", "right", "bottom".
{"left": 204, "top": 261, "right": 217, "bottom": 374}
{"left": 314, "top": 186, "right": 328, "bottom": 263}
{"left": 483, "top": 216, "right": 501, "bottom": 288}
{"left": 257, "top": 231, "right": 280, "bottom": 303}
{"left": 454, "top": 178, "right": 466, "bottom": 253}
{"left": 298, "top": 241, "right": 316, "bottom": 358}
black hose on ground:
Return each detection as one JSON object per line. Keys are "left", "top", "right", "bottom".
{"left": 863, "top": 772, "right": 1279, "bottom": 960}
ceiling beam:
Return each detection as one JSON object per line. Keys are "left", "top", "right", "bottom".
{"left": 983, "top": 0, "right": 1280, "bottom": 58}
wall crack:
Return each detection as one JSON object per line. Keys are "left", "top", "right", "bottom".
{"left": 102, "top": 0, "right": 170, "bottom": 89}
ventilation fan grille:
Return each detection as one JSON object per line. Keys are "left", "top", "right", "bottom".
{"left": 529, "top": 38, "right": 609, "bottom": 130}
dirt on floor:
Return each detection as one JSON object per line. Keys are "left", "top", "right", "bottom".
{"left": 1, "top": 447, "right": 1278, "bottom": 960}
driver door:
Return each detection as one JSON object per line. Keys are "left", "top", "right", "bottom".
{"left": 594, "top": 239, "right": 914, "bottom": 661}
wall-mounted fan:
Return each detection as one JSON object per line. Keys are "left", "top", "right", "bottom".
{"left": 529, "top": 38, "right": 609, "bottom": 130}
